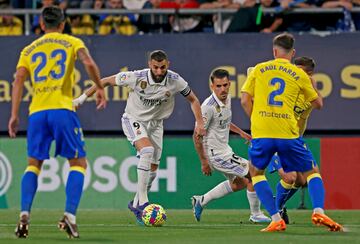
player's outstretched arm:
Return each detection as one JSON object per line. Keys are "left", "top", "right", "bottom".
{"left": 185, "top": 91, "right": 206, "bottom": 137}
{"left": 8, "top": 67, "right": 28, "bottom": 138}
{"left": 77, "top": 48, "right": 106, "bottom": 109}
{"left": 73, "top": 75, "right": 117, "bottom": 108}
{"left": 192, "top": 132, "right": 211, "bottom": 176}
{"left": 230, "top": 123, "right": 252, "bottom": 142}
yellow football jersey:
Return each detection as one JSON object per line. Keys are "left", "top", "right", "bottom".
{"left": 17, "top": 32, "right": 87, "bottom": 114}
{"left": 294, "top": 94, "right": 313, "bottom": 136}
{"left": 241, "top": 58, "right": 318, "bottom": 139}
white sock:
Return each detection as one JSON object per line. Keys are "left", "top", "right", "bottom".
{"left": 133, "top": 171, "right": 156, "bottom": 207}
{"left": 313, "top": 208, "right": 324, "bottom": 214}
{"left": 202, "top": 181, "right": 233, "bottom": 206}
{"left": 137, "top": 168, "right": 150, "bottom": 205}
{"left": 136, "top": 147, "right": 154, "bottom": 206}
{"left": 133, "top": 193, "right": 139, "bottom": 208}
{"left": 20, "top": 211, "right": 29, "bottom": 218}
{"left": 271, "top": 213, "right": 282, "bottom": 222}
{"left": 147, "top": 171, "right": 157, "bottom": 192}
{"left": 247, "top": 190, "right": 261, "bottom": 215}
{"left": 64, "top": 212, "right": 76, "bottom": 224}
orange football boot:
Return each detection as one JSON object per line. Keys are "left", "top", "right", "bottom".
{"left": 312, "top": 212, "right": 343, "bottom": 232}
{"left": 260, "top": 219, "right": 286, "bottom": 232}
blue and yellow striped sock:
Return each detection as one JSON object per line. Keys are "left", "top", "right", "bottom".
{"left": 307, "top": 173, "right": 324, "bottom": 209}
{"left": 252, "top": 175, "right": 278, "bottom": 216}
{"left": 21, "top": 166, "right": 40, "bottom": 212}
{"left": 275, "top": 180, "right": 293, "bottom": 210}
{"left": 65, "top": 166, "right": 85, "bottom": 215}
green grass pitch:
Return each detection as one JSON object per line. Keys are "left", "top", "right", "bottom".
{"left": 1, "top": 209, "right": 359, "bottom": 243}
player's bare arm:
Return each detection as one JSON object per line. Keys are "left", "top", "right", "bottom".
{"left": 230, "top": 123, "right": 252, "bottom": 142}
{"left": 186, "top": 91, "right": 206, "bottom": 137}
{"left": 77, "top": 48, "right": 106, "bottom": 110}
{"left": 8, "top": 67, "right": 29, "bottom": 138}
{"left": 73, "top": 75, "right": 117, "bottom": 108}
{"left": 240, "top": 92, "right": 253, "bottom": 118}
{"left": 87, "top": 75, "right": 117, "bottom": 96}
{"left": 309, "top": 76, "right": 323, "bottom": 110}
{"left": 192, "top": 132, "right": 211, "bottom": 176}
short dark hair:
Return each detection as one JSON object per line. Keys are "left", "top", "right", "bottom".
{"left": 149, "top": 50, "right": 168, "bottom": 62}
{"left": 294, "top": 56, "right": 315, "bottom": 73}
{"left": 273, "top": 33, "right": 295, "bottom": 52}
{"left": 210, "top": 69, "right": 229, "bottom": 83}
{"left": 42, "top": 6, "right": 65, "bottom": 29}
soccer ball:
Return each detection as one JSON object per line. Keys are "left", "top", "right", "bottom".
{"left": 141, "top": 204, "right": 167, "bottom": 227}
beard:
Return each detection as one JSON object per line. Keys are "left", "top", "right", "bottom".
{"left": 151, "top": 70, "right": 167, "bottom": 83}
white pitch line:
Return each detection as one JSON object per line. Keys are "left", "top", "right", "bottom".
{"left": 0, "top": 224, "right": 359, "bottom": 228}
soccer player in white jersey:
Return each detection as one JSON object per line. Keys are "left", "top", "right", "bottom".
{"left": 191, "top": 69, "right": 271, "bottom": 223}
{"left": 73, "top": 50, "right": 205, "bottom": 224}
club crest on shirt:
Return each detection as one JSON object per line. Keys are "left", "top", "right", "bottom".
{"left": 202, "top": 116, "right": 208, "bottom": 124}
{"left": 215, "top": 105, "right": 221, "bottom": 113}
{"left": 120, "top": 73, "right": 127, "bottom": 81}
{"left": 140, "top": 81, "right": 147, "bottom": 90}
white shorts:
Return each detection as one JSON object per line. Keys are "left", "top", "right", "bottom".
{"left": 209, "top": 152, "right": 249, "bottom": 181}
{"left": 121, "top": 113, "right": 163, "bottom": 164}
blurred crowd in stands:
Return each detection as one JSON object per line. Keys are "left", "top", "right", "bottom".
{"left": 0, "top": 0, "right": 359, "bottom": 35}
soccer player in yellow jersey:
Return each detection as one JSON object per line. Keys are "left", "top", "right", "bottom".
{"left": 8, "top": 6, "right": 106, "bottom": 239}
{"left": 267, "top": 57, "right": 318, "bottom": 224}
{"left": 241, "top": 33, "right": 343, "bottom": 232}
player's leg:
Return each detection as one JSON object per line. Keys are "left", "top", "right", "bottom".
{"left": 247, "top": 182, "right": 271, "bottom": 223}
{"left": 16, "top": 111, "right": 52, "bottom": 238}
{"left": 122, "top": 115, "right": 154, "bottom": 224}
{"left": 191, "top": 153, "right": 249, "bottom": 221}
{"left": 192, "top": 178, "right": 234, "bottom": 222}
{"left": 279, "top": 138, "right": 342, "bottom": 231}
{"left": 301, "top": 167, "right": 343, "bottom": 231}
{"left": 146, "top": 121, "right": 163, "bottom": 194}
{"left": 275, "top": 168, "right": 297, "bottom": 210}
{"left": 58, "top": 157, "right": 87, "bottom": 238}
{"left": 133, "top": 121, "right": 163, "bottom": 210}
{"left": 278, "top": 172, "right": 306, "bottom": 222}
{"left": 134, "top": 137, "right": 154, "bottom": 206}
{"left": 202, "top": 176, "right": 242, "bottom": 207}
{"left": 267, "top": 154, "right": 291, "bottom": 223}
{"left": 50, "top": 110, "right": 87, "bottom": 238}
{"left": 134, "top": 163, "right": 158, "bottom": 205}
{"left": 279, "top": 172, "right": 306, "bottom": 210}
{"left": 275, "top": 168, "right": 297, "bottom": 224}
{"left": 268, "top": 154, "right": 296, "bottom": 212}
{"left": 249, "top": 139, "right": 286, "bottom": 232}
{"left": 125, "top": 137, "right": 154, "bottom": 225}
{"left": 15, "top": 158, "right": 44, "bottom": 238}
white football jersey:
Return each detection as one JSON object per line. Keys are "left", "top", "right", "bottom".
{"left": 202, "top": 93, "right": 233, "bottom": 159}
{"left": 115, "top": 68, "right": 191, "bottom": 121}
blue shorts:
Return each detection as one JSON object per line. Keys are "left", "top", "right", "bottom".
{"left": 27, "top": 109, "right": 86, "bottom": 160}
{"left": 267, "top": 153, "right": 282, "bottom": 174}
{"left": 249, "top": 138, "right": 317, "bottom": 173}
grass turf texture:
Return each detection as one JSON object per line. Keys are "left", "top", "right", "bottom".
{"left": 1, "top": 209, "right": 359, "bottom": 243}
